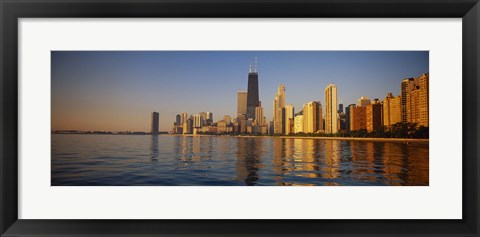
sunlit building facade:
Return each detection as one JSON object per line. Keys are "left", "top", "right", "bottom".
{"left": 324, "top": 84, "right": 338, "bottom": 134}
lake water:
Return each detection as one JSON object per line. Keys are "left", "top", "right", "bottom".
{"left": 51, "top": 134, "right": 429, "bottom": 186}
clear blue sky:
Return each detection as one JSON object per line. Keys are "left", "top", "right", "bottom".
{"left": 51, "top": 51, "right": 429, "bottom": 132}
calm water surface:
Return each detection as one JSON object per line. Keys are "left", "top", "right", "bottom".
{"left": 51, "top": 134, "right": 428, "bottom": 186}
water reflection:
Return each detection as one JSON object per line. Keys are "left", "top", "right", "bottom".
{"left": 236, "top": 138, "right": 264, "bottom": 186}
{"left": 52, "top": 134, "right": 429, "bottom": 186}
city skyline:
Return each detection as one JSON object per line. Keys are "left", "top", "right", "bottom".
{"left": 52, "top": 51, "right": 429, "bottom": 132}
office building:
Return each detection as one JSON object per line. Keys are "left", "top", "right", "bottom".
{"left": 383, "top": 92, "right": 401, "bottom": 127}
{"left": 246, "top": 58, "right": 260, "bottom": 120}
{"left": 324, "top": 84, "right": 338, "bottom": 134}
{"left": 284, "top": 104, "right": 294, "bottom": 135}
{"left": 366, "top": 99, "right": 382, "bottom": 132}
{"left": 294, "top": 113, "right": 304, "bottom": 133}
{"left": 418, "top": 73, "right": 429, "bottom": 127}
{"left": 338, "top": 103, "right": 344, "bottom": 113}
{"left": 273, "top": 84, "right": 286, "bottom": 134}
{"left": 348, "top": 104, "right": 356, "bottom": 132}
{"left": 151, "top": 112, "right": 159, "bottom": 135}
{"left": 237, "top": 91, "right": 248, "bottom": 116}
{"left": 351, "top": 106, "right": 367, "bottom": 131}
{"left": 357, "top": 96, "right": 371, "bottom": 107}
{"left": 401, "top": 77, "right": 418, "bottom": 123}
{"left": 303, "top": 101, "right": 322, "bottom": 133}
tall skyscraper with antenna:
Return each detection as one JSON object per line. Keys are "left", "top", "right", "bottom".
{"left": 246, "top": 57, "right": 260, "bottom": 120}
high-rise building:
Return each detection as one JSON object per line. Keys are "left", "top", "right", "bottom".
{"left": 302, "top": 101, "right": 322, "bottom": 133}
{"left": 284, "top": 104, "right": 294, "bottom": 135}
{"left": 324, "top": 84, "right": 338, "bottom": 134}
{"left": 175, "top": 114, "right": 181, "bottom": 126}
{"left": 294, "top": 112, "right": 304, "bottom": 133}
{"left": 345, "top": 104, "right": 355, "bottom": 132}
{"left": 273, "top": 84, "right": 286, "bottom": 134}
{"left": 366, "top": 99, "right": 382, "bottom": 132}
{"left": 206, "top": 112, "right": 213, "bottom": 121}
{"left": 403, "top": 74, "right": 429, "bottom": 127}
{"left": 348, "top": 104, "right": 356, "bottom": 131}
{"left": 418, "top": 73, "right": 429, "bottom": 127}
{"left": 246, "top": 58, "right": 260, "bottom": 120}
{"left": 401, "top": 77, "right": 418, "bottom": 123}
{"left": 338, "top": 103, "right": 344, "bottom": 113}
{"left": 181, "top": 112, "right": 188, "bottom": 125}
{"left": 224, "top": 115, "right": 232, "bottom": 124}
{"left": 255, "top": 106, "right": 265, "bottom": 126}
{"left": 193, "top": 113, "right": 203, "bottom": 128}
{"left": 151, "top": 112, "right": 159, "bottom": 135}
{"left": 357, "top": 96, "right": 371, "bottom": 107}
{"left": 383, "top": 92, "right": 402, "bottom": 127}
{"left": 351, "top": 106, "right": 367, "bottom": 131}
{"left": 237, "top": 91, "right": 248, "bottom": 116}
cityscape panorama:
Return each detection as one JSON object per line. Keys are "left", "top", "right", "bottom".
{"left": 52, "top": 51, "right": 429, "bottom": 186}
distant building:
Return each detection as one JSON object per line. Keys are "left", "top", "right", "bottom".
{"left": 351, "top": 107, "right": 367, "bottom": 131}
{"left": 324, "top": 84, "right": 338, "bottom": 134}
{"left": 303, "top": 101, "right": 322, "bottom": 133}
{"left": 418, "top": 73, "right": 429, "bottom": 127}
{"left": 246, "top": 59, "right": 260, "bottom": 120}
{"left": 403, "top": 73, "right": 429, "bottom": 127}
{"left": 273, "top": 84, "right": 286, "bottom": 134}
{"left": 223, "top": 115, "right": 231, "bottom": 125}
{"left": 193, "top": 113, "right": 203, "bottom": 128}
{"left": 366, "top": 99, "right": 382, "bottom": 132}
{"left": 348, "top": 104, "right": 356, "bottom": 132}
{"left": 357, "top": 96, "right": 371, "bottom": 107}
{"left": 294, "top": 113, "right": 304, "bottom": 133}
{"left": 401, "top": 77, "right": 418, "bottom": 123}
{"left": 345, "top": 104, "right": 355, "bottom": 132}
{"left": 284, "top": 105, "right": 294, "bottom": 135}
{"left": 175, "top": 114, "right": 181, "bottom": 126}
{"left": 338, "top": 103, "right": 344, "bottom": 113}
{"left": 151, "top": 112, "right": 159, "bottom": 135}
{"left": 383, "top": 92, "right": 401, "bottom": 127}
{"left": 237, "top": 91, "right": 248, "bottom": 116}
{"left": 205, "top": 112, "right": 213, "bottom": 126}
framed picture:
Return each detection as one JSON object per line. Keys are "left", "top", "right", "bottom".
{"left": 1, "top": 0, "right": 478, "bottom": 236}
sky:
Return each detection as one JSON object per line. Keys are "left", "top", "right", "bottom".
{"left": 51, "top": 51, "right": 429, "bottom": 132}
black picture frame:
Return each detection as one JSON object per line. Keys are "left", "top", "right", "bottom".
{"left": 1, "top": 0, "right": 479, "bottom": 236}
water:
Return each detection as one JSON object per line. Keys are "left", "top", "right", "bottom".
{"left": 51, "top": 134, "right": 429, "bottom": 186}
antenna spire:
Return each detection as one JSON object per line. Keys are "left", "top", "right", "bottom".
{"left": 249, "top": 61, "right": 252, "bottom": 73}
{"left": 254, "top": 57, "right": 258, "bottom": 73}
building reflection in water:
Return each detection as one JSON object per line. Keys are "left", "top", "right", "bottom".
{"left": 150, "top": 135, "right": 159, "bottom": 162}
{"left": 236, "top": 138, "right": 264, "bottom": 186}
{"left": 323, "top": 140, "right": 340, "bottom": 182}
{"left": 155, "top": 135, "right": 427, "bottom": 186}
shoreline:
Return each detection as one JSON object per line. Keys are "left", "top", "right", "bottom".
{"left": 168, "top": 134, "right": 429, "bottom": 143}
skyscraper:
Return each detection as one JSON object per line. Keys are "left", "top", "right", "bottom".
{"left": 273, "top": 84, "right": 286, "bottom": 134}
{"left": 401, "top": 77, "right": 417, "bottom": 123}
{"left": 366, "top": 99, "right": 382, "bottom": 132}
{"left": 246, "top": 58, "right": 260, "bottom": 120}
{"left": 383, "top": 92, "right": 401, "bottom": 127}
{"left": 294, "top": 112, "right": 304, "bottom": 134}
{"left": 151, "top": 112, "right": 159, "bottom": 135}
{"left": 418, "top": 73, "right": 429, "bottom": 127}
{"left": 338, "top": 103, "right": 344, "bottom": 113}
{"left": 193, "top": 113, "right": 203, "bottom": 128}
{"left": 324, "top": 84, "right": 338, "bottom": 134}
{"left": 181, "top": 112, "right": 188, "bottom": 125}
{"left": 284, "top": 105, "right": 294, "bottom": 135}
{"left": 303, "top": 101, "right": 322, "bottom": 133}
{"left": 255, "top": 106, "right": 265, "bottom": 126}
{"left": 175, "top": 114, "right": 181, "bottom": 126}
{"left": 237, "top": 91, "right": 248, "bottom": 116}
